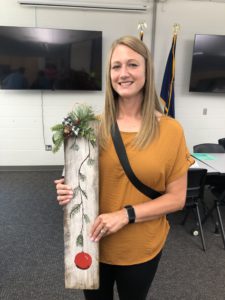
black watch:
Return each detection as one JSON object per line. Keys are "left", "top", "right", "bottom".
{"left": 124, "top": 205, "right": 136, "bottom": 224}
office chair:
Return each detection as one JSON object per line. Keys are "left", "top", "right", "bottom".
{"left": 181, "top": 168, "right": 208, "bottom": 251}
{"left": 218, "top": 138, "right": 225, "bottom": 150}
{"left": 193, "top": 143, "right": 225, "bottom": 153}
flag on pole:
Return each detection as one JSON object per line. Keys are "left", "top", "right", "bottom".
{"left": 160, "top": 32, "right": 178, "bottom": 118}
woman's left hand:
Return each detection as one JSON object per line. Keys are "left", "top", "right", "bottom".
{"left": 90, "top": 209, "right": 129, "bottom": 242}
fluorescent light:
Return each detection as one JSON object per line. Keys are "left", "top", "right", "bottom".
{"left": 18, "top": 0, "right": 149, "bottom": 12}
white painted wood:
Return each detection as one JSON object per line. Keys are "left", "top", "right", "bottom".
{"left": 63, "top": 121, "right": 99, "bottom": 289}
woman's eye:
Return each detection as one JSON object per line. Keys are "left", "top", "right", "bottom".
{"left": 129, "top": 63, "right": 138, "bottom": 68}
{"left": 112, "top": 65, "right": 120, "bottom": 70}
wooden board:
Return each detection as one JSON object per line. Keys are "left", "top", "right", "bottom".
{"left": 63, "top": 121, "right": 99, "bottom": 289}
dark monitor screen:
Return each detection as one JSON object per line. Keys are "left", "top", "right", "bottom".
{"left": 189, "top": 34, "right": 225, "bottom": 93}
{"left": 0, "top": 26, "right": 102, "bottom": 91}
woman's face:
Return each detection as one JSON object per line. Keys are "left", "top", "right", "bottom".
{"left": 110, "top": 44, "right": 146, "bottom": 99}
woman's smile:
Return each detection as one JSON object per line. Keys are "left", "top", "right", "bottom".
{"left": 119, "top": 80, "right": 133, "bottom": 87}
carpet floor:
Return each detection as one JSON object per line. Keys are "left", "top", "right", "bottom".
{"left": 0, "top": 170, "right": 225, "bottom": 300}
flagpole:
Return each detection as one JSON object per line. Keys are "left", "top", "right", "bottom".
{"left": 173, "top": 23, "right": 180, "bottom": 36}
{"left": 167, "top": 23, "right": 180, "bottom": 115}
{"left": 160, "top": 23, "right": 180, "bottom": 118}
{"left": 166, "top": 24, "right": 180, "bottom": 115}
{"left": 137, "top": 21, "right": 147, "bottom": 41}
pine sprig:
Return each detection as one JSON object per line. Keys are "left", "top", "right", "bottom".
{"left": 52, "top": 130, "right": 64, "bottom": 153}
{"left": 51, "top": 104, "right": 98, "bottom": 153}
{"left": 51, "top": 124, "right": 64, "bottom": 131}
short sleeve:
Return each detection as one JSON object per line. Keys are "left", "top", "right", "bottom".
{"left": 167, "top": 129, "right": 195, "bottom": 184}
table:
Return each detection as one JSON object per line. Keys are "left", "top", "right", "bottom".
{"left": 191, "top": 153, "right": 225, "bottom": 248}
{"left": 191, "top": 153, "right": 225, "bottom": 174}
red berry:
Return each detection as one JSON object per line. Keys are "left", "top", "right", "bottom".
{"left": 74, "top": 251, "right": 92, "bottom": 270}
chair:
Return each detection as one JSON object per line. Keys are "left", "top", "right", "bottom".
{"left": 193, "top": 143, "right": 225, "bottom": 153}
{"left": 194, "top": 142, "right": 225, "bottom": 249}
{"left": 181, "top": 168, "right": 208, "bottom": 251}
{"left": 218, "top": 138, "right": 225, "bottom": 150}
{"left": 201, "top": 175, "right": 225, "bottom": 249}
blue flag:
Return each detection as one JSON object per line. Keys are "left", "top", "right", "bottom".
{"left": 160, "top": 34, "right": 177, "bottom": 118}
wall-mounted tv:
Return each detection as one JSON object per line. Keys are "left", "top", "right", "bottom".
{"left": 189, "top": 34, "right": 225, "bottom": 93}
{"left": 0, "top": 26, "right": 102, "bottom": 91}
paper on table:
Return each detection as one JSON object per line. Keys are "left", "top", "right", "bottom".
{"left": 191, "top": 153, "right": 216, "bottom": 161}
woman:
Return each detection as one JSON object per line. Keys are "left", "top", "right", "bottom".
{"left": 55, "top": 36, "right": 194, "bottom": 300}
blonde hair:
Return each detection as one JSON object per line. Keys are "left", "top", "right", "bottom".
{"left": 99, "top": 35, "right": 163, "bottom": 149}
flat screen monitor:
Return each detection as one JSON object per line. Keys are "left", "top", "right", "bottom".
{"left": 189, "top": 34, "right": 225, "bottom": 93}
{"left": 0, "top": 26, "right": 102, "bottom": 91}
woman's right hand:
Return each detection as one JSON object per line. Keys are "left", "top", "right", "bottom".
{"left": 54, "top": 178, "right": 73, "bottom": 206}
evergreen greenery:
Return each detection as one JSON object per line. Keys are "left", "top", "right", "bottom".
{"left": 51, "top": 104, "right": 98, "bottom": 153}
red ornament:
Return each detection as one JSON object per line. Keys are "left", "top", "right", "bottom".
{"left": 74, "top": 251, "right": 92, "bottom": 270}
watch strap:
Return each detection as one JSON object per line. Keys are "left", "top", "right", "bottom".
{"left": 124, "top": 205, "right": 136, "bottom": 223}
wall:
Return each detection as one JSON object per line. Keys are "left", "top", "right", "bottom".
{"left": 0, "top": 0, "right": 153, "bottom": 166}
{"left": 1, "top": 0, "right": 225, "bottom": 166}
{"left": 154, "top": 0, "right": 225, "bottom": 151}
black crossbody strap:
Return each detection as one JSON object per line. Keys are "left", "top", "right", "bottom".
{"left": 111, "top": 122, "right": 161, "bottom": 199}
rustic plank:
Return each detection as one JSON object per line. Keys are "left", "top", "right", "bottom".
{"left": 63, "top": 121, "right": 99, "bottom": 289}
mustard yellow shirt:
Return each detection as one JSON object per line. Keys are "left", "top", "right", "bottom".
{"left": 99, "top": 115, "right": 194, "bottom": 265}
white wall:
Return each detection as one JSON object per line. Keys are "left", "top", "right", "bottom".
{"left": 154, "top": 0, "right": 225, "bottom": 151}
{"left": 0, "top": 0, "right": 225, "bottom": 166}
{"left": 0, "top": 0, "right": 153, "bottom": 166}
